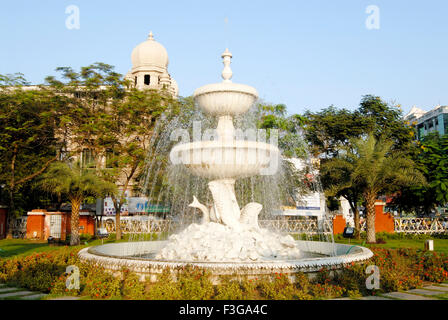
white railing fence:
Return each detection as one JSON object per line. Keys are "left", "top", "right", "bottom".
{"left": 394, "top": 218, "right": 448, "bottom": 234}
{"left": 259, "top": 219, "right": 333, "bottom": 235}
{"left": 102, "top": 218, "right": 333, "bottom": 235}
{"left": 103, "top": 217, "right": 448, "bottom": 235}
{"left": 103, "top": 218, "right": 174, "bottom": 234}
{"left": 358, "top": 217, "right": 448, "bottom": 234}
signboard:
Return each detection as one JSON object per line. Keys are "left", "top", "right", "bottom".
{"left": 103, "top": 197, "right": 128, "bottom": 215}
{"left": 100, "top": 197, "right": 170, "bottom": 215}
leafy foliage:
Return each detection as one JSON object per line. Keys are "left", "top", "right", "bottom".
{"left": 36, "top": 161, "right": 116, "bottom": 245}
{"left": 323, "top": 134, "right": 425, "bottom": 243}
{"left": 390, "top": 133, "right": 448, "bottom": 214}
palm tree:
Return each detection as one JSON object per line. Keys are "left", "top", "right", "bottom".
{"left": 321, "top": 158, "right": 363, "bottom": 239}
{"left": 323, "top": 133, "right": 425, "bottom": 243}
{"left": 37, "top": 161, "right": 117, "bottom": 245}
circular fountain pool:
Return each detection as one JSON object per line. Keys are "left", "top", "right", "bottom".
{"left": 78, "top": 240, "right": 373, "bottom": 281}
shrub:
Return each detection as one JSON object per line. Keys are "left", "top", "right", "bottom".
{"left": 3, "top": 244, "right": 448, "bottom": 300}
{"left": 146, "top": 268, "right": 182, "bottom": 300}
{"left": 215, "top": 277, "right": 244, "bottom": 300}
{"left": 122, "top": 270, "right": 146, "bottom": 300}
{"left": 82, "top": 265, "right": 122, "bottom": 299}
{"left": 0, "top": 248, "right": 80, "bottom": 293}
{"left": 258, "top": 273, "right": 305, "bottom": 300}
{"left": 176, "top": 266, "right": 214, "bottom": 300}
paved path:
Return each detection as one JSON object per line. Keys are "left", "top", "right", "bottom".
{"left": 0, "top": 283, "right": 47, "bottom": 300}
{"left": 333, "top": 283, "right": 448, "bottom": 300}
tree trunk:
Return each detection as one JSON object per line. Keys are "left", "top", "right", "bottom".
{"left": 365, "top": 192, "right": 377, "bottom": 244}
{"left": 347, "top": 199, "right": 361, "bottom": 240}
{"left": 70, "top": 198, "right": 82, "bottom": 246}
{"left": 353, "top": 208, "right": 361, "bottom": 240}
{"left": 115, "top": 210, "right": 121, "bottom": 240}
{"left": 6, "top": 188, "right": 15, "bottom": 239}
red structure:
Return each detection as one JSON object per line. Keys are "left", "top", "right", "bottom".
{"left": 333, "top": 200, "right": 394, "bottom": 234}
{"left": 373, "top": 200, "right": 395, "bottom": 233}
{"left": 26, "top": 210, "right": 96, "bottom": 240}
{"left": 332, "top": 214, "right": 347, "bottom": 235}
{"left": 0, "top": 207, "right": 7, "bottom": 239}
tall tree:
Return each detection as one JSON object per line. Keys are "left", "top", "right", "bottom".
{"left": 320, "top": 158, "right": 363, "bottom": 238}
{"left": 0, "top": 74, "right": 69, "bottom": 237}
{"left": 37, "top": 161, "right": 116, "bottom": 245}
{"left": 256, "top": 102, "right": 307, "bottom": 158}
{"left": 46, "top": 63, "right": 182, "bottom": 240}
{"left": 304, "top": 95, "right": 416, "bottom": 234}
{"left": 303, "top": 106, "right": 369, "bottom": 158}
{"left": 358, "top": 95, "right": 415, "bottom": 152}
{"left": 324, "top": 134, "right": 425, "bottom": 243}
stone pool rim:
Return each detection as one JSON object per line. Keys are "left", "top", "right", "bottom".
{"left": 78, "top": 240, "right": 373, "bottom": 277}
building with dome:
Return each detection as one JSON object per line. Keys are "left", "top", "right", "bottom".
{"left": 125, "top": 32, "right": 178, "bottom": 96}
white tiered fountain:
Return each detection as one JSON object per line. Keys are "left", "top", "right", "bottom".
{"left": 79, "top": 49, "right": 373, "bottom": 280}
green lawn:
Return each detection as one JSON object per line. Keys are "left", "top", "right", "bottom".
{"left": 2, "top": 235, "right": 448, "bottom": 259}
{"left": 334, "top": 238, "right": 448, "bottom": 254}
{"left": 0, "top": 238, "right": 125, "bottom": 259}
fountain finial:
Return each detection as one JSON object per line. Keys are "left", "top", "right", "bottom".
{"left": 221, "top": 48, "right": 233, "bottom": 83}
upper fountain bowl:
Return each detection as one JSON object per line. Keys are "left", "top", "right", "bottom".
{"left": 194, "top": 82, "right": 258, "bottom": 117}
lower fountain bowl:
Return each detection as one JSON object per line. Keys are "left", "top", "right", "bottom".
{"left": 78, "top": 240, "right": 373, "bottom": 282}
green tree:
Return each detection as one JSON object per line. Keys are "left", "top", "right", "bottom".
{"left": 305, "top": 95, "right": 416, "bottom": 235}
{"left": 37, "top": 161, "right": 116, "bottom": 245}
{"left": 303, "top": 106, "right": 369, "bottom": 158}
{"left": 256, "top": 102, "right": 307, "bottom": 158}
{"left": 358, "top": 95, "right": 415, "bottom": 152}
{"left": 0, "top": 74, "right": 69, "bottom": 237}
{"left": 320, "top": 159, "right": 363, "bottom": 238}
{"left": 46, "top": 63, "right": 183, "bottom": 240}
{"left": 324, "top": 134, "right": 425, "bottom": 243}
{"left": 390, "top": 133, "right": 448, "bottom": 215}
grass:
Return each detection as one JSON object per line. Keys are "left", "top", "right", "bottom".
{"left": 0, "top": 237, "right": 121, "bottom": 259}
{"left": 0, "top": 232, "right": 172, "bottom": 259}
{"left": 334, "top": 238, "right": 448, "bottom": 254}
{"left": 2, "top": 233, "right": 448, "bottom": 259}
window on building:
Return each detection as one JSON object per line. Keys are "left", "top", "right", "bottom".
{"left": 444, "top": 114, "right": 448, "bottom": 135}
{"left": 105, "top": 149, "right": 116, "bottom": 169}
{"left": 82, "top": 149, "right": 96, "bottom": 169}
{"left": 144, "top": 75, "right": 150, "bottom": 85}
{"left": 135, "top": 76, "right": 137, "bottom": 86}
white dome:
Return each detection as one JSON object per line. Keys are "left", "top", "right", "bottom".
{"left": 131, "top": 32, "right": 169, "bottom": 69}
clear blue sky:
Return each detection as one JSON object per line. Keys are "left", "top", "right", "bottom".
{"left": 1, "top": 0, "right": 447, "bottom": 115}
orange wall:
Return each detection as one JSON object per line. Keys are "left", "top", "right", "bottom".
{"left": 26, "top": 214, "right": 45, "bottom": 239}
{"left": 59, "top": 213, "right": 96, "bottom": 237}
{"left": 375, "top": 202, "right": 394, "bottom": 233}
{"left": 333, "top": 215, "right": 347, "bottom": 234}
{"left": 333, "top": 201, "right": 395, "bottom": 234}
{"left": 79, "top": 215, "right": 95, "bottom": 236}
{"left": 27, "top": 211, "right": 96, "bottom": 240}
{"left": 0, "top": 208, "right": 7, "bottom": 239}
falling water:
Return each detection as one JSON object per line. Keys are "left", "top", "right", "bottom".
{"left": 122, "top": 101, "right": 335, "bottom": 258}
